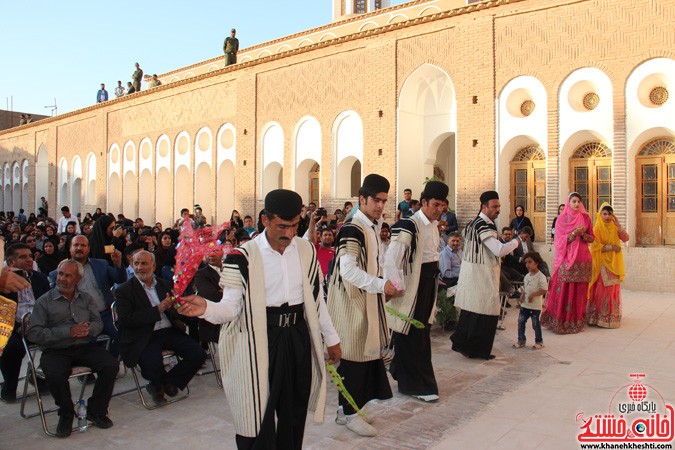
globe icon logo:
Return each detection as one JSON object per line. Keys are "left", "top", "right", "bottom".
{"left": 635, "top": 423, "right": 646, "bottom": 433}
{"left": 629, "top": 382, "right": 647, "bottom": 402}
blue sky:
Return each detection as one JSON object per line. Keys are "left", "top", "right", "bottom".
{"left": 1, "top": 1, "right": 408, "bottom": 116}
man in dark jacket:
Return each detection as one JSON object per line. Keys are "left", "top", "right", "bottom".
{"left": 115, "top": 251, "right": 205, "bottom": 404}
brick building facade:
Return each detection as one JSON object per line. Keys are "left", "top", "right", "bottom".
{"left": 0, "top": 0, "right": 673, "bottom": 291}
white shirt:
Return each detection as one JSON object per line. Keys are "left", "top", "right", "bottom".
{"left": 383, "top": 209, "right": 439, "bottom": 290}
{"left": 418, "top": 209, "right": 440, "bottom": 263}
{"left": 200, "top": 231, "right": 340, "bottom": 347}
{"left": 57, "top": 215, "right": 81, "bottom": 234}
{"left": 138, "top": 276, "right": 173, "bottom": 331}
{"left": 480, "top": 212, "right": 519, "bottom": 258}
{"left": 338, "top": 209, "right": 387, "bottom": 294}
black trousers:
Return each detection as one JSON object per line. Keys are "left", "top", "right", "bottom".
{"left": 137, "top": 327, "right": 206, "bottom": 390}
{"left": 450, "top": 310, "right": 499, "bottom": 359}
{"left": 390, "top": 262, "right": 439, "bottom": 396}
{"left": 0, "top": 328, "right": 25, "bottom": 397}
{"left": 236, "top": 304, "right": 311, "bottom": 450}
{"left": 40, "top": 343, "right": 119, "bottom": 417}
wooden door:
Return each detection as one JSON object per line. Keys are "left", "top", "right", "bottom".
{"left": 309, "top": 172, "right": 320, "bottom": 206}
{"left": 636, "top": 138, "right": 675, "bottom": 246}
{"left": 570, "top": 158, "right": 612, "bottom": 219}
{"left": 636, "top": 157, "right": 662, "bottom": 245}
{"left": 510, "top": 146, "right": 546, "bottom": 242}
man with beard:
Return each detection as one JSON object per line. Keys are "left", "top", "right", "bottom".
{"left": 451, "top": 191, "right": 519, "bottom": 360}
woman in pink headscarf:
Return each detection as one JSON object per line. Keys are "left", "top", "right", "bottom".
{"left": 541, "top": 192, "right": 595, "bottom": 334}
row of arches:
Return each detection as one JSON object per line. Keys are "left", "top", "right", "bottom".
{"left": 260, "top": 112, "right": 363, "bottom": 205}
{"left": 57, "top": 153, "right": 97, "bottom": 216}
{"left": 0, "top": 161, "right": 29, "bottom": 213}
{"left": 101, "top": 112, "right": 365, "bottom": 227}
{"left": 496, "top": 57, "right": 675, "bottom": 245}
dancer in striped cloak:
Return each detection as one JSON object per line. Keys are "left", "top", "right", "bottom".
{"left": 178, "top": 189, "right": 341, "bottom": 450}
{"left": 451, "top": 191, "right": 519, "bottom": 360}
{"left": 327, "top": 174, "right": 402, "bottom": 437}
{"left": 384, "top": 181, "right": 448, "bottom": 402}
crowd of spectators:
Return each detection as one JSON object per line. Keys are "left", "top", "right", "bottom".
{"left": 0, "top": 192, "right": 548, "bottom": 437}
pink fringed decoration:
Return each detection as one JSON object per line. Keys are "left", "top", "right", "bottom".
{"left": 172, "top": 220, "right": 233, "bottom": 299}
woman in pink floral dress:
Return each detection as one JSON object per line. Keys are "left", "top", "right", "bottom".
{"left": 541, "top": 192, "right": 594, "bottom": 334}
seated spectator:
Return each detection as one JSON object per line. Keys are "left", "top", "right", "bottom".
{"left": 57, "top": 206, "right": 81, "bottom": 234}
{"left": 229, "top": 210, "right": 243, "bottom": 229}
{"left": 126, "top": 82, "right": 136, "bottom": 94}
{"left": 36, "top": 238, "right": 60, "bottom": 275}
{"left": 89, "top": 216, "right": 127, "bottom": 265}
{"left": 153, "top": 231, "right": 176, "bottom": 279}
{"left": 28, "top": 260, "right": 118, "bottom": 437}
{"left": 115, "top": 251, "right": 206, "bottom": 404}
{"left": 50, "top": 235, "right": 126, "bottom": 356}
{"left": 380, "top": 222, "right": 391, "bottom": 257}
{"left": 192, "top": 248, "right": 224, "bottom": 344}
{"left": 242, "top": 215, "right": 256, "bottom": 236}
{"left": 81, "top": 223, "right": 92, "bottom": 238}
{"left": 439, "top": 199, "right": 458, "bottom": 233}
{"left": 439, "top": 232, "right": 462, "bottom": 287}
{"left": 92, "top": 208, "right": 104, "bottom": 221}
{"left": 193, "top": 206, "right": 206, "bottom": 228}
{"left": 407, "top": 199, "right": 420, "bottom": 218}
{"left": 438, "top": 220, "right": 449, "bottom": 251}
{"left": 0, "top": 244, "right": 51, "bottom": 402}
{"left": 233, "top": 227, "right": 252, "bottom": 245}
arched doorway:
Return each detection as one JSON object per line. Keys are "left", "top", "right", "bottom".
{"left": 510, "top": 146, "right": 546, "bottom": 241}
{"left": 397, "top": 64, "right": 456, "bottom": 202}
{"left": 431, "top": 133, "right": 456, "bottom": 208}
{"left": 636, "top": 137, "right": 675, "bottom": 246}
{"left": 570, "top": 142, "right": 612, "bottom": 217}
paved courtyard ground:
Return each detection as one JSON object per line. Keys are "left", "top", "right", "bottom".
{"left": 2, "top": 289, "right": 674, "bottom": 449}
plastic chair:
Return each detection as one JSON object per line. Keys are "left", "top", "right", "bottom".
{"left": 19, "top": 313, "right": 94, "bottom": 437}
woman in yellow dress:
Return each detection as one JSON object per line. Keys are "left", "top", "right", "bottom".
{"left": 586, "top": 203, "right": 629, "bottom": 328}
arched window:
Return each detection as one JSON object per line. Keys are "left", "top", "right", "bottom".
{"left": 636, "top": 137, "right": 675, "bottom": 246}
{"left": 570, "top": 142, "right": 612, "bottom": 216}
{"left": 510, "top": 146, "right": 546, "bottom": 241}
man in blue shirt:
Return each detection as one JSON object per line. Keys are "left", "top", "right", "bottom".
{"left": 439, "top": 232, "right": 463, "bottom": 287}
{"left": 96, "top": 83, "right": 108, "bottom": 103}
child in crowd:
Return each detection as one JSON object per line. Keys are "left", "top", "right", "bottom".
{"left": 513, "top": 251, "right": 548, "bottom": 350}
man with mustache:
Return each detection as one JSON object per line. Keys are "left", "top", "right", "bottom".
{"left": 451, "top": 191, "right": 520, "bottom": 360}
{"left": 178, "top": 189, "right": 341, "bottom": 450}
{"left": 384, "top": 181, "right": 449, "bottom": 402}
{"left": 28, "top": 260, "right": 118, "bottom": 437}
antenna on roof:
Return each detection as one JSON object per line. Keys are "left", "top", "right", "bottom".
{"left": 44, "top": 98, "right": 57, "bottom": 116}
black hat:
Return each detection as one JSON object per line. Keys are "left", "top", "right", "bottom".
{"left": 362, "top": 174, "right": 390, "bottom": 194}
{"left": 264, "top": 189, "right": 303, "bottom": 220}
{"left": 480, "top": 190, "right": 500, "bottom": 205}
{"left": 421, "top": 181, "right": 449, "bottom": 201}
